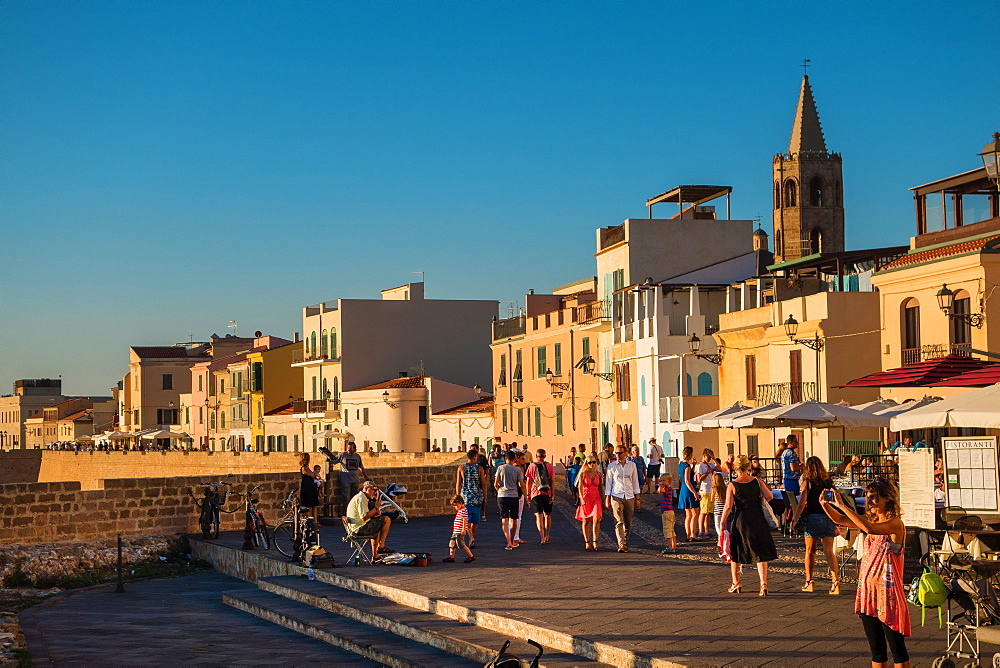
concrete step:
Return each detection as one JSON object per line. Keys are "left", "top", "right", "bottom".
{"left": 256, "top": 575, "right": 608, "bottom": 667}
{"left": 223, "top": 588, "right": 479, "bottom": 668}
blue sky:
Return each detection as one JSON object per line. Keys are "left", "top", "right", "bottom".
{"left": 2, "top": 1, "right": 997, "bottom": 395}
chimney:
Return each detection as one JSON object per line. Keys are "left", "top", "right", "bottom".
{"left": 398, "top": 372, "right": 408, "bottom": 378}
{"left": 293, "top": 332, "right": 300, "bottom": 342}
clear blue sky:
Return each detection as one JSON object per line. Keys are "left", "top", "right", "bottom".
{"left": 2, "top": 1, "right": 997, "bottom": 395}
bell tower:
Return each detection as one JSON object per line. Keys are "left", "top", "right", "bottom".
{"left": 772, "top": 74, "right": 845, "bottom": 263}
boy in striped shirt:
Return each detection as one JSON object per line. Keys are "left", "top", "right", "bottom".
{"left": 442, "top": 494, "right": 476, "bottom": 563}
{"left": 657, "top": 474, "right": 678, "bottom": 555}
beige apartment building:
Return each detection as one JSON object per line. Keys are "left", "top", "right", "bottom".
{"left": 0, "top": 379, "right": 65, "bottom": 449}
{"left": 491, "top": 279, "right": 604, "bottom": 462}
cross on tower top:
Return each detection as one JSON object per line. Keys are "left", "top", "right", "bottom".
{"left": 801, "top": 58, "right": 812, "bottom": 75}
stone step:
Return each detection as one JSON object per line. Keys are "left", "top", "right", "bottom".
{"left": 223, "top": 588, "right": 479, "bottom": 668}
{"left": 256, "top": 575, "right": 608, "bottom": 667}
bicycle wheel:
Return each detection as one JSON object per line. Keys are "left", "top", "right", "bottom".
{"left": 253, "top": 513, "right": 271, "bottom": 550}
{"left": 273, "top": 520, "right": 296, "bottom": 558}
{"left": 212, "top": 506, "right": 221, "bottom": 539}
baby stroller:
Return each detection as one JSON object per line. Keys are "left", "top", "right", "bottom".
{"left": 484, "top": 640, "right": 543, "bottom": 668}
{"left": 933, "top": 575, "right": 1000, "bottom": 668}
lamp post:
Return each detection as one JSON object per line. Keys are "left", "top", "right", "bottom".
{"left": 687, "top": 334, "right": 724, "bottom": 365}
{"left": 382, "top": 390, "right": 399, "bottom": 409}
{"left": 574, "top": 355, "right": 614, "bottom": 382}
{"left": 980, "top": 132, "right": 1000, "bottom": 189}
{"left": 783, "top": 315, "right": 825, "bottom": 402}
{"left": 936, "top": 284, "right": 985, "bottom": 328}
{"left": 544, "top": 368, "right": 571, "bottom": 394}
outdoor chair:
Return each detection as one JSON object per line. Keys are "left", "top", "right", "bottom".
{"left": 955, "top": 515, "right": 984, "bottom": 532}
{"left": 342, "top": 517, "right": 376, "bottom": 565}
{"left": 943, "top": 506, "right": 968, "bottom": 526}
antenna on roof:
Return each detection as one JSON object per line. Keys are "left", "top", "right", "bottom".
{"left": 228, "top": 320, "right": 237, "bottom": 337}
{"left": 411, "top": 270, "right": 424, "bottom": 284}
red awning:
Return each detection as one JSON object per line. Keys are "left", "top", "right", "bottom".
{"left": 838, "top": 354, "right": 995, "bottom": 388}
{"left": 927, "top": 364, "right": 1000, "bottom": 387}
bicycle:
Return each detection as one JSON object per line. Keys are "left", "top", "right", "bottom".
{"left": 273, "top": 491, "right": 311, "bottom": 559}
{"left": 242, "top": 484, "right": 271, "bottom": 550}
{"left": 197, "top": 479, "right": 236, "bottom": 538}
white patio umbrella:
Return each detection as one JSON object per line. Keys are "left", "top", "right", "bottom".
{"left": 311, "top": 429, "right": 351, "bottom": 439}
{"left": 140, "top": 429, "right": 188, "bottom": 440}
{"left": 712, "top": 403, "right": 785, "bottom": 429}
{"left": 853, "top": 399, "right": 899, "bottom": 413}
{"left": 676, "top": 402, "right": 745, "bottom": 432}
{"left": 890, "top": 384, "right": 1000, "bottom": 431}
{"left": 870, "top": 396, "right": 941, "bottom": 421}
{"left": 105, "top": 431, "right": 132, "bottom": 440}
{"left": 76, "top": 434, "right": 94, "bottom": 442}
{"left": 731, "top": 400, "right": 891, "bottom": 429}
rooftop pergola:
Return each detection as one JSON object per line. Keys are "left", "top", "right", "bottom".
{"left": 645, "top": 185, "right": 732, "bottom": 219}
{"left": 766, "top": 246, "right": 909, "bottom": 278}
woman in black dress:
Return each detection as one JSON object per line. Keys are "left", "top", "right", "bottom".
{"left": 720, "top": 455, "right": 778, "bottom": 596}
{"left": 299, "top": 452, "right": 321, "bottom": 522}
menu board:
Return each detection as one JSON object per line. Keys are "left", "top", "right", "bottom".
{"left": 899, "top": 449, "right": 936, "bottom": 529}
{"left": 944, "top": 437, "right": 999, "bottom": 513}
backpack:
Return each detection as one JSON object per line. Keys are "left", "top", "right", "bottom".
{"left": 907, "top": 567, "right": 947, "bottom": 627}
{"left": 534, "top": 462, "right": 552, "bottom": 493}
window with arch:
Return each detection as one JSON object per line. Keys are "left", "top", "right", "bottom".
{"left": 809, "top": 228, "right": 823, "bottom": 255}
{"left": 783, "top": 179, "right": 797, "bottom": 207}
{"left": 321, "top": 378, "right": 328, "bottom": 400}
{"left": 676, "top": 373, "right": 693, "bottom": 396}
{"left": 310, "top": 332, "right": 317, "bottom": 358}
{"left": 329, "top": 328, "right": 338, "bottom": 358}
{"left": 220, "top": 412, "right": 226, "bottom": 429}
{"left": 901, "top": 298, "right": 920, "bottom": 363}
{"left": 697, "top": 372, "right": 713, "bottom": 396}
{"left": 640, "top": 376, "right": 647, "bottom": 406}
{"left": 332, "top": 376, "right": 340, "bottom": 407}
{"left": 662, "top": 431, "right": 674, "bottom": 458}
{"left": 809, "top": 176, "right": 824, "bottom": 206}
{"left": 835, "top": 180, "right": 842, "bottom": 206}
{"left": 775, "top": 229, "right": 783, "bottom": 256}
{"left": 951, "top": 290, "right": 972, "bottom": 347}
{"left": 774, "top": 181, "right": 781, "bottom": 208}
{"left": 321, "top": 329, "right": 328, "bottom": 356}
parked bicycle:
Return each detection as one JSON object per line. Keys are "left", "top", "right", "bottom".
{"left": 197, "top": 479, "right": 235, "bottom": 538}
{"left": 242, "top": 484, "right": 271, "bottom": 550}
{"left": 273, "top": 491, "right": 317, "bottom": 560}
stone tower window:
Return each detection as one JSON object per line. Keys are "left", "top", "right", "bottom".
{"left": 809, "top": 176, "right": 824, "bottom": 206}
{"left": 774, "top": 181, "right": 781, "bottom": 208}
{"left": 775, "top": 229, "right": 783, "bottom": 256}
{"left": 809, "top": 228, "right": 823, "bottom": 254}
{"left": 783, "top": 179, "right": 797, "bottom": 207}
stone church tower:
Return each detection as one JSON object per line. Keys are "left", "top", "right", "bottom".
{"left": 772, "top": 75, "right": 845, "bottom": 262}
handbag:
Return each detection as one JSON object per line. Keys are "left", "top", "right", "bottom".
{"left": 719, "top": 529, "right": 733, "bottom": 562}
{"left": 761, "top": 499, "right": 780, "bottom": 530}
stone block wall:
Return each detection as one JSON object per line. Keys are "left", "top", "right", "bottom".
{"left": 0, "top": 464, "right": 458, "bottom": 546}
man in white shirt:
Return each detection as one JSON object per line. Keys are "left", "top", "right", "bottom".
{"left": 645, "top": 438, "right": 664, "bottom": 494}
{"left": 346, "top": 481, "right": 392, "bottom": 556}
{"left": 604, "top": 444, "right": 640, "bottom": 553}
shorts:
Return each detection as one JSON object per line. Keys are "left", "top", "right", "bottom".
{"left": 699, "top": 494, "right": 714, "bottom": 514}
{"left": 353, "top": 515, "right": 385, "bottom": 537}
{"left": 499, "top": 497, "right": 520, "bottom": 520}
{"left": 532, "top": 495, "right": 553, "bottom": 515}
{"left": 804, "top": 513, "right": 838, "bottom": 539}
{"left": 449, "top": 533, "right": 467, "bottom": 549}
{"left": 784, "top": 478, "right": 801, "bottom": 495}
{"left": 466, "top": 504, "right": 482, "bottom": 525}
{"left": 646, "top": 464, "right": 661, "bottom": 481}
{"left": 661, "top": 510, "right": 676, "bottom": 540}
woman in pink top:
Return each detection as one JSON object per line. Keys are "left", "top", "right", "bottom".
{"left": 821, "top": 479, "right": 910, "bottom": 668}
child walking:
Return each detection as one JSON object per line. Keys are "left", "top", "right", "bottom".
{"left": 658, "top": 474, "right": 678, "bottom": 555}
{"left": 711, "top": 471, "right": 728, "bottom": 537}
{"left": 443, "top": 494, "right": 476, "bottom": 563}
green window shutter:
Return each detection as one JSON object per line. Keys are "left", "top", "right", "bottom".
{"left": 534, "top": 407, "right": 542, "bottom": 436}
{"left": 517, "top": 409, "right": 524, "bottom": 435}
{"left": 582, "top": 337, "right": 590, "bottom": 358}
{"left": 330, "top": 330, "right": 337, "bottom": 358}
{"left": 537, "top": 346, "right": 546, "bottom": 378}
{"left": 554, "top": 343, "right": 562, "bottom": 375}
{"left": 556, "top": 406, "right": 563, "bottom": 436}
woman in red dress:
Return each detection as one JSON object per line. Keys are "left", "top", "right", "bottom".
{"left": 574, "top": 455, "right": 604, "bottom": 550}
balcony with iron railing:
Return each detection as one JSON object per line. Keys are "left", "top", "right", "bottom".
{"left": 901, "top": 343, "right": 970, "bottom": 366}
{"left": 493, "top": 315, "right": 526, "bottom": 341}
{"left": 229, "top": 417, "right": 250, "bottom": 429}
{"left": 574, "top": 299, "right": 611, "bottom": 326}
{"left": 291, "top": 350, "right": 341, "bottom": 366}
{"left": 291, "top": 398, "right": 341, "bottom": 415}
{"left": 756, "top": 381, "right": 817, "bottom": 405}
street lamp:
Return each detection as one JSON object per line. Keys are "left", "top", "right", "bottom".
{"left": 783, "top": 315, "right": 825, "bottom": 351}
{"left": 687, "top": 334, "right": 723, "bottom": 365}
{"left": 382, "top": 391, "right": 399, "bottom": 409}
{"left": 473, "top": 383, "right": 482, "bottom": 398}
{"left": 936, "top": 284, "right": 985, "bottom": 328}
{"left": 980, "top": 132, "right": 1000, "bottom": 188}
{"left": 574, "top": 355, "right": 614, "bottom": 382}
{"left": 544, "top": 368, "right": 570, "bottom": 393}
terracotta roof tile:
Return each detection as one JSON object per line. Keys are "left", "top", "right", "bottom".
{"left": 434, "top": 397, "right": 495, "bottom": 415}
{"left": 352, "top": 376, "right": 427, "bottom": 391}
{"left": 264, "top": 402, "right": 294, "bottom": 416}
{"left": 881, "top": 234, "right": 1000, "bottom": 270}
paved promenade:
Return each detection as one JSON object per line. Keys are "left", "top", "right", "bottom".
{"left": 21, "top": 494, "right": 945, "bottom": 666}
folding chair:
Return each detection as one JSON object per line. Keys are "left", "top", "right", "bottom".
{"left": 835, "top": 529, "right": 859, "bottom": 583}
{"left": 342, "top": 517, "right": 375, "bottom": 565}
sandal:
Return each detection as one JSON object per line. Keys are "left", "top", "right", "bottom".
{"left": 830, "top": 579, "right": 841, "bottom": 595}
{"left": 802, "top": 580, "right": 814, "bottom": 592}
{"left": 442, "top": 557, "right": 455, "bottom": 563}
{"left": 728, "top": 583, "right": 742, "bottom": 594}
{"left": 464, "top": 556, "right": 476, "bottom": 563}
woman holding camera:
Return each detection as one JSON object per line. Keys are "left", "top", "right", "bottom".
{"left": 790, "top": 456, "right": 841, "bottom": 594}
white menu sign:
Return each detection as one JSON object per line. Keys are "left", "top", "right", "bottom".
{"left": 944, "top": 437, "right": 999, "bottom": 513}
{"left": 899, "top": 449, "right": 936, "bottom": 529}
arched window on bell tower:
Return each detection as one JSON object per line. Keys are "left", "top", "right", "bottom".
{"left": 809, "top": 228, "right": 823, "bottom": 255}
{"left": 784, "top": 179, "right": 797, "bottom": 207}
{"left": 775, "top": 229, "right": 783, "bottom": 256}
{"left": 774, "top": 181, "right": 781, "bottom": 208}
{"left": 809, "top": 176, "right": 824, "bottom": 206}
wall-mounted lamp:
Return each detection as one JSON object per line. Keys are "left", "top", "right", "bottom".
{"left": 544, "top": 368, "right": 570, "bottom": 393}
{"left": 574, "top": 355, "right": 614, "bottom": 381}
{"left": 382, "top": 390, "right": 399, "bottom": 409}
{"left": 783, "top": 315, "right": 825, "bottom": 351}
{"left": 687, "top": 334, "right": 724, "bottom": 365}
{"left": 980, "top": 132, "right": 1000, "bottom": 188}
{"left": 473, "top": 383, "right": 482, "bottom": 398}
{"left": 936, "top": 284, "right": 984, "bottom": 328}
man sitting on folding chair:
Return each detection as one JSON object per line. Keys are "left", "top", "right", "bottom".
{"left": 345, "top": 481, "right": 393, "bottom": 558}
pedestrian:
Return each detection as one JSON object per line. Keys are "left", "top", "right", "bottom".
{"left": 677, "top": 446, "right": 700, "bottom": 542}
{"left": 657, "top": 474, "right": 677, "bottom": 555}
{"left": 628, "top": 445, "right": 646, "bottom": 512}
{"left": 525, "top": 448, "right": 555, "bottom": 544}
{"left": 749, "top": 455, "right": 765, "bottom": 479}
{"left": 775, "top": 438, "right": 787, "bottom": 459}
{"left": 720, "top": 452, "right": 736, "bottom": 478}
{"left": 790, "top": 456, "right": 841, "bottom": 595}
{"left": 604, "top": 444, "right": 640, "bottom": 553}
{"left": 645, "top": 438, "right": 663, "bottom": 494}
{"left": 566, "top": 454, "right": 582, "bottom": 505}
{"left": 711, "top": 471, "right": 727, "bottom": 537}
{"left": 597, "top": 442, "right": 613, "bottom": 476}
{"left": 442, "top": 494, "right": 476, "bottom": 563}
{"left": 494, "top": 450, "right": 526, "bottom": 550}
{"left": 574, "top": 454, "right": 603, "bottom": 551}
{"left": 696, "top": 449, "right": 718, "bottom": 538}
{"left": 334, "top": 441, "right": 368, "bottom": 511}
{"left": 720, "top": 455, "right": 778, "bottom": 596}
{"left": 821, "top": 479, "right": 910, "bottom": 667}
{"left": 781, "top": 435, "right": 803, "bottom": 496}
{"left": 299, "top": 453, "right": 322, "bottom": 523}
{"left": 455, "top": 449, "right": 487, "bottom": 548}
{"left": 512, "top": 449, "right": 528, "bottom": 545}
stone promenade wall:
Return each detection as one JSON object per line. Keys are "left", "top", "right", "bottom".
{"left": 0, "top": 449, "right": 463, "bottom": 490}
{"left": 1, "top": 463, "right": 460, "bottom": 546}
